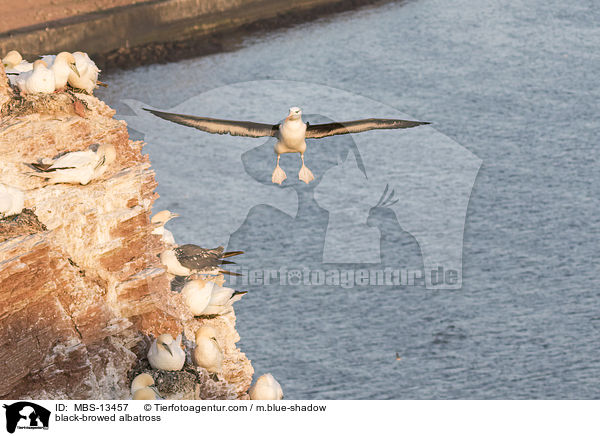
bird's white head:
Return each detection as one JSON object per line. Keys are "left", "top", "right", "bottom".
{"left": 151, "top": 210, "right": 180, "bottom": 225}
{"left": 131, "top": 373, "right": 155, "bottom": 394}
{"left": 2, "top": 50, "right": 22, "bottom": 68}
{"left": 196, "top": 325, "right": 218, "bottom": 342}
{"left": 95, "top": 143, "right": 117, "bottom": 166}
{"left": 32, "top": 60, "right": 48, "bottom": 70}
{"left": 287, "top": 107, "right": 302, "bottom": 121}
{"left": 156, "top": 334, "right": 175, "bottom": 355}
{"left": 55, "top": 52, "right": 80, "bottom": 77}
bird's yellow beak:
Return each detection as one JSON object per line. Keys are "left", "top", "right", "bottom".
{"left": 161, "top": 343, "right": 173, "bottom": 356}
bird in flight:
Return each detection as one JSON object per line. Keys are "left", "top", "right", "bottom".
{"left": 145, "top": 107, "right": 429, "bottom": 185}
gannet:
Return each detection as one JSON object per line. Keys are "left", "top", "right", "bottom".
{"left": 67, "top": 52, "right": 100, "bottom": 94}
{"left": 145, "top": 107, "right": 429, "bottom": 185}
{"left": 147, "top": 333, "right": 186, "bottom": 371}
{"left": 28, "top": 143, "right": 116, "bottom": 185}
{"left": 181, "top": 278, "right": 213, "bottom": 315}
{"left": 151, "top": 210, "right": 179, "bottom": 245}
{"left": 160, "top": 245, "right": 243, "bottom": 277}
{"left": 2, "top": 50, "right": 32, "bottom": 72}
{"left": 15, "top": 60, "right": 54, "bottom": 94}
{"left": 249, "top": 373, "right": 284, "bottom": 400}
{"left": 202, "top": 283, "right": 247, "bottom": 316}
{"left": 0, "top": 183, "right": 25, "bottom": 218}
{"left": 193, "top": 326, "right": 223, "bottom": 376}
{"left": 131, "top": 373, "right": 156, "bottom": 396}
{"left": 43, "top": 52, "right": 80, "bottom": 89}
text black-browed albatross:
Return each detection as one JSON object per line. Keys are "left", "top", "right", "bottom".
{"left": 145, "top": 107, "right": 430, "bottom": 185}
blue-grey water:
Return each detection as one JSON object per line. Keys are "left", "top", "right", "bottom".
{"left": 99, "top": 0, "right": 599, "bottom": 399}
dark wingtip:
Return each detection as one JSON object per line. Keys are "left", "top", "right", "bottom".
{"left": 222, "top": 250, "right": 244, "bottom": 258}
{"left": 220, "top": 270, "right": 242, "bottom": 276}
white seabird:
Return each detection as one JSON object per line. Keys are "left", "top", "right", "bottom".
{"left": 193, "top": 326, "right": 223, "bottom": 376}
{"left": 151, "top": 210, "right": 179, "bottom": 245}
{"left": 145, "top": 107, "right": 429, "bottom": 185}
{"left": 3, "top": 50, "right": 33, "bottom": 73}
{"left": 0, "top": 183, "right": 25, "bottom": 218}
{"left": 160, "top": 244, "right": 243, "bottom": 277}
{"left": 43, "top": 52, "right": 80, "bottom": 89}
{"left": 249, "top": 373, "right": 284, "bottom": 400}
{"left": 15, "top": 60, "right": 55, "bottom": 94}
{"left": 67, "top": 51, "right": 100, "bottom": 94}
{"left": 28, "top": 143, "right": 116, "bottom": 185}
{"left": 181, "top": 278, "right": 213, "bottom": 316}
{"left": 130, "top": 373, "right": 161, "bottom": 400}
{"left": 202, "top": 283, "right": 247, "bottom": 316}
{"left": 147, "top": 333, "right": 186, "bottom": 371}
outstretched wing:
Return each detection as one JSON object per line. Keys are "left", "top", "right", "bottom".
{"left": 305, "top": 118, "right": 430, "bottom": 139}
{"left": 144, "top": 109, "right": 279, "bottom": 138}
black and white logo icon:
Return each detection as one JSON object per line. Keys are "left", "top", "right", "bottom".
{"left": 3, "top": 402, "right": 50, "bottom": 433}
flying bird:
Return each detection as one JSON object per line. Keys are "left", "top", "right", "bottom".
{"left": 144, "top": 107, "right": 430, "bottom": 185}
{"left": 160, "top": 244, "right": 243, "bottom": 277}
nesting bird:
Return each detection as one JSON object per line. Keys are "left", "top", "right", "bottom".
{"left": 193, "top": 326, "right": 223, "bottom": 377}
{"left": 131, "top": 373, "right": 160, "bottom": 400}
{"left": 0, "top": 184, "right": 25, "bottom": 218}
{"left": 147, "top": 334, "right": 186, "bottom": 371}
{"left": 181, "top": 278, "right": 213, "bottom": 316}
{"left": 28, "top": 143, "right": 116, "bottom": 185}
{"left": 151, "top": 210, "right": 179, "bottom": 245}
{"left": 15, "top": 60, "right": 54, "bottom": 94}
{"left": 43, "top": 52, "right": 80, "bottom": 89}
{"left": 160, "top": 244, "right": 243, "bottom": 277}
{"left": 67, "top": 51, "right": 100, "bottom": 94}
{"left": 2, "top": 50, "right": 32, "bottom": 73}
{"left": 249, "top": 374, "right": 284, "bottom": 400}
{"left": 202, "top": 283, "right": 247, "bottom": 316}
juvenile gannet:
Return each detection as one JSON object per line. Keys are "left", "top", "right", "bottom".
{"left": 0, "top": 183, "right": 25, "bottom": 218}
{"left": 202, "top": 283, "right": 247, "bottom": 316}
{"left": 147, "top": 333, "right": 186, "bottom": 371}
{"left": 151, "top": 210, "right": 179, "bottom": 245}
{"left": 68, "top": 52, "right": 100, "bottom": 94}
{"left": 249, "top": 373, "right": 284, "bottom": 400}
{"left": 28, "top": 143, "right": 116, "bottom": 185}
{"left": 181, "top": 278, "right": 213, "bottom": 316}
{"left": 45, "top": 52, "right": 80, "bottom": 89}
{"left": 145, "top": 107, "right": 429, "bottom": 185}
{"left": 160, "top": 244, "right": 243, "bottom": 277}
{"left": 193, "top": 326, "right": 223, "bottom": 376}
{"left": 15, "top": 60, "right": 54, "bottom": 94}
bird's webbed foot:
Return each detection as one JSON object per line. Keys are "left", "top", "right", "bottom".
{"left": 298, "top": 164, "right": 315, "bottom": 184}
{"left": 272, "top": 165, "right": 287, "bottom": 185}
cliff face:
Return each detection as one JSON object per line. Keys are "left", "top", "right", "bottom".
{"left": 0, "top": 64, "right": 253, "bottom": 399}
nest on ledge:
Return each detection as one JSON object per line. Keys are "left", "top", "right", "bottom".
{"left": 0, "top": 208, "right": 47, "bottom": 243}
